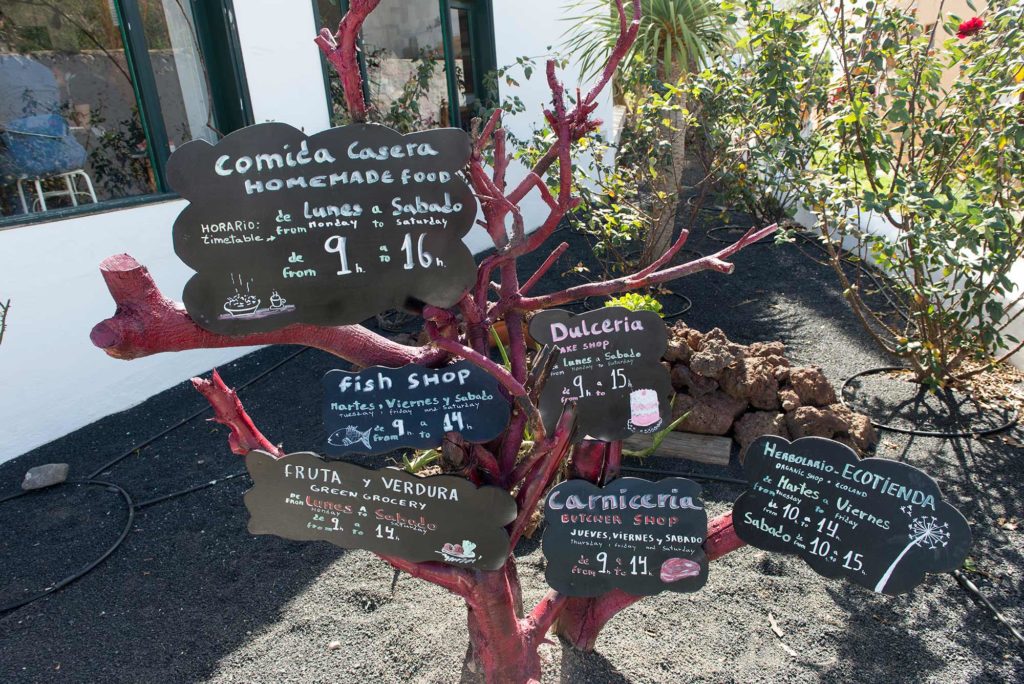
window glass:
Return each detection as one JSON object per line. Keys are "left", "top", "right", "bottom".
{"left": 0, "top": 0, "right": 233, "bottom": 221}
{"left": 449, "top": 6, "right": 477, "bottom": 122}
{"left": 0, "top": 1, "right": 155, "bottom": 216}
{"left": 137, "top": 0, "right": 218, "bottom": 150}
{"left": 319, "top": 0, "right": 450, "bottom": 131}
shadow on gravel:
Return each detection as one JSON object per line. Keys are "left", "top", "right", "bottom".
{"left": 821, "top": 583, "right": 950, "bottom": 684}
{"left": 557, "top": 643, "right": 630, "bottom": 684}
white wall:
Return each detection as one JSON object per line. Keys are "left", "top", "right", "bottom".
{"left": 491, "top": 1, "right": 615, "bottom": 232}
{"left": 0, "top": 1, "right": 332, "bottom": 464}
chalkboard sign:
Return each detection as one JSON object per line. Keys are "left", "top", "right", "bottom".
{"left": 321, "top": 361, "right": 510, "bottom": 456}
{"left": 542, "top": 477, "right": 708, "bottom": 597}
{"left": 243, "top": 450, "right": 517, "bottom": 571}
{"left": 168, "top": 122, "right": 477, "bottom": 334}
{"left": 529, "top": 308, "right": 672, "bottom": 442}
{"left": 733, "top": 436, "right": 971, "bottom": 594}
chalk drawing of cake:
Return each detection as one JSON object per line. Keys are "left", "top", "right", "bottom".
{"left": 629, "top": 388, "right": 661, "bottom": 427}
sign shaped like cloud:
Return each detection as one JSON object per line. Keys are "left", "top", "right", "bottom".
{"left": 244, "top": 451, "right": 516, "bottom": 571}
{"left": 734, "top": 436, "right": 971, "bottom": 594}
{"left": 542, "top": 477, "right": 708, "bottom": 597}
{"left": 529, "top": 307, "right": 672, "bottom": 442}
{"left": 168, "top": 122, "right": 477, "bottom": 335}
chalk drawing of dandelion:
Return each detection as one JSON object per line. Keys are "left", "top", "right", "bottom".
{"left": 874, "top": 516, "right": 950, "bottom": 592}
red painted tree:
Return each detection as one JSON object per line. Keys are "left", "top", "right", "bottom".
{"left": 91, "top": 1, "right": 775, "bottom": 680}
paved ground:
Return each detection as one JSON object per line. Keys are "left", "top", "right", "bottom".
{"left": 1, "top": 203, "right": 1022, "bottom": 683}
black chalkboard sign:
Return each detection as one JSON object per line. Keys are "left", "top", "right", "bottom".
{"left": 321, "top": 361, "right": 510, "bottom": 456}
{"left": 243, "top": 450, "right": 517, "bottom": 571}
{"left": 734, "top": 436, "right": 971, "bottom": 594}
{"left": 542, "top": 477, "right": 708, "bottom": 597}
{"left": 168, "top": 122, "right": 477, "bottom": 334}
{"left": 529, "top": 308, "right": 672, "bottom": 442}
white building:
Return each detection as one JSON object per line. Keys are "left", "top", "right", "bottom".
{"left": 0, "top": 0, "right": 613, "bottom": 463}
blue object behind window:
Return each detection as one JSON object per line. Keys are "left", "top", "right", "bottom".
{"left": 0, "top": 113, "right": 88, "bottom": 181}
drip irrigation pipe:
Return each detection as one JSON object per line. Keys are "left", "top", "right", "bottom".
{"left": 789, "top": 230, "right": 912, "bottom": 325}
{"left": 620, "top": 464, "right": 748, "bottom": 486}
{"left": 0, "top": 480, "right": 134, "bottom": 614}
{"left": 86, "top": 347, "right": 308, "bottom": 479}
{"left": 840, "top": 367, "right": 1018, "bottom": 438}
{"left": 1, "top": 347, "right": 308, "bottom": 615}
{"left": 707, "top": 224, "right": 774, "bottom": 246}
{"left": 133, "top": 471, "right": 248, "bottom": 511}
{"left": 951, "top": 570, "right": 1024, "bottom": 648}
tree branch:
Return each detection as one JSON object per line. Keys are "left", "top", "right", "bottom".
{"left": 382, "top": 555, "right": 475, "bottom": 597}
{"left": 523, "top": 589, "right": 569, "bottom": 645}
{"left": 314, "top": 0, "right": 381, "bottom": 122}
{"left": 509, "top": 406, "right": 577, "bottom": 548}
{"left": 191, "top": 369, "right": 284, "bottom": 457}
{"left": 91, "top": 254, "right": 446, "bottom": 368}
{"left": 518, "top": 224, "right": 778, "bottom": 310}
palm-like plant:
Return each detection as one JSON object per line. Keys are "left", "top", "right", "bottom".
{"left": 563, "top": 1, "right": 734, "bottom": 267}
{"left": 563, "top": 0, "right": 732, "bottom": 83}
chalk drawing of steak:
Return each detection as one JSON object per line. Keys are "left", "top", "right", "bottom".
{"left": 660, "top": 557, "right": 701, "bottom": 583}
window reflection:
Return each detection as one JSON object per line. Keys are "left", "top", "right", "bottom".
{"left": 137, "top": 0, "right": 217, "bottom": 149}
{"left": 0, "top": 1, "right": 153, "bottom": 216}
{"left": 320, "top": 0, "right": 450, "bottom": 131}
{"left": 0, "top": 0, "right": 220, "bottom": 219}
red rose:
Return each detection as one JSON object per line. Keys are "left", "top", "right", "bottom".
{"left": 957, "top": 17, "right": 985, "bottom": 39}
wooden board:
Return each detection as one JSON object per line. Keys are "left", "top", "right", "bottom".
{"left": 622, "top": 431, "right": 732, "bottom": 467}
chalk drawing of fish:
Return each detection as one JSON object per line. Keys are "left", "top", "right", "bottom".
{"left": 328, "top": 426, "right": 372, "bottom": 451}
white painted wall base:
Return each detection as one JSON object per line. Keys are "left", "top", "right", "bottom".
{"left": 0, "top": 200, "right": 260, "bottom": 462}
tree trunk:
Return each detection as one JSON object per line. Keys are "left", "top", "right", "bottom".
{"left": 463, "top": 565, "right": 540, "bottom": 683}
{"left": 641, "top": 66, "right": 689, "bottom": 267}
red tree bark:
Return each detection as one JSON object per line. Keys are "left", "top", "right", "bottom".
{"left": 93, "top": 1, "right": 774, "bottom": 681}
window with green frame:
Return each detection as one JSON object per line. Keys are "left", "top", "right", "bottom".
{"left": 315, "top": 0, "right": 496, "bottom": 131}
{"left": 0, "top": 0, "right": 252, "bottom": 225}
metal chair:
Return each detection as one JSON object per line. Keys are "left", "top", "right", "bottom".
{"left": 0, "top": 55, "right": 98, "bottom": 215}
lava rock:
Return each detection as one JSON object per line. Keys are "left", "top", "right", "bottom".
{"left": 788, "top": 366, "right": 837, "bottom": 407}
{"left": 671, "top": 365, "right": 719, "bottom": 397}
{"left": 673, "top": 391, "right": 748, "bottom": 435}
{"left": 735, "top": 411, "right": 790, "bottom": 454}
{"left": 689, "top": 328, "right": 744, "bottom": 379}
{"left": 21, "top": 463, "right": 69, "bottom": 490}
{"left": 785, "top": 406, "right": 850, "bottom": 439}
{"left": 720, "top": 356, "right": 781, "bottom": 410}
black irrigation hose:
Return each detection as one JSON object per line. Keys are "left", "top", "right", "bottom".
{"left": 86, "top": 347, "right": 309, "bottom": 479}
{"left": 790, "top": 230, "right": 913, "bottom": 325}
{"left": 0, "top": 480, "right": 134, "bottom": 614}
{"left": 951, "top": 569, "right": 1024, "bottom": 648}
{"left": 840, "top": 367, "right": 1018, "bottom": 438}
{"left": 707, "top": 224, "right": 774, "bottom": 246}
{"left": 661, "top": 293, "right": 692, "bottom": 320}
{"left": 620, "top": 464, "right": 748, "bottom": 486}
{"left": 0, "top": 347, "right": 309, "bottom": 615}
{"left": 133, "top": 471, "right": 248, "bottom": 511}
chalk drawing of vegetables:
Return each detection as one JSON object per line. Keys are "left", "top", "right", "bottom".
{"left": 874, "top": 515, "right": 950, "bottom": 593}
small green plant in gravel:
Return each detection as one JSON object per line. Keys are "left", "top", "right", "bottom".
{"left": 604, "top": 291, "right": 665, "bottom": 316}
